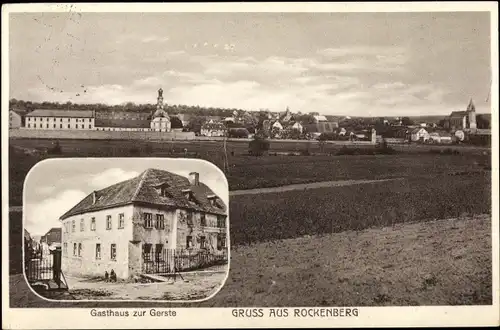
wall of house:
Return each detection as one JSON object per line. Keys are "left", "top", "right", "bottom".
{"left": 25, "top": 116, "right": 95, "bottom": 130}
{"left": 9, "top": 112, "right": 23, "bottom": 129}
{"left": 61, "top": 205, "right": 134, "bottom": 279}
{"left": 176, "top": 210, "right": 227, "bottom": 252}
{"left": 150, "top": 117, "right": 172, "bottom": 132}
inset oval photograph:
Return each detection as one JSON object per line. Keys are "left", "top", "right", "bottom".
{"left": 23, "top": 158, "right": 230, "bottom": 302}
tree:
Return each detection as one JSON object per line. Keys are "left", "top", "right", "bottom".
{"left": 401, "top": 117, "right": 414, "bottom": 126}
{"left": 249, "top": 136, "right": 270, "bottom": 156}
{"left": 186, "top": 116, "right": 207, "bottom": 133}
{"left": 476, "top": 114, "right": 490, "bottom": 129}
{"left": 170, "top": 116, "right": 183, "bottom": 129}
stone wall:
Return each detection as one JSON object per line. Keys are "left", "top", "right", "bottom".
{"left": 9, "top": 128, "right": 195, "bottom": 141}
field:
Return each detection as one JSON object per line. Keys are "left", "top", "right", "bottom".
{"left": 8, "top": 138, "right": 491, "bottom": 204}
{"left": 9, "top": 215, "right": 492, "bottom": 307}
{"left": 230, "top": 175, "right": 491, "bottom": 245}
{"left": 7, "top": 137, "right": 493, "bottom": 306}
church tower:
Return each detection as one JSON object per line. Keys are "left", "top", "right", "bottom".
{"left": 150, "top": 88, "right": 171, "bottom": 132}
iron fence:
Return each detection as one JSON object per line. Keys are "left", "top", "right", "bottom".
{"left": 142, "top": 248, "right": 228, "bottom": 274}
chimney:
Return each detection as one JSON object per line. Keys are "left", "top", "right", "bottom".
{"left": 189, "top": 172, "right": 199, "bottom": 186}
{"left": 92, "top": 191, "right": 97, "bottom": 204}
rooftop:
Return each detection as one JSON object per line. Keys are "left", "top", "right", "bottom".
{"left": 95, "top": 118, "right": 151, "bottom": 128}
{"left": 26, "top": 109, "right": 94, "bottom": 118}
{"left": 60, "top": 168, "right": 227, "bottom": 220}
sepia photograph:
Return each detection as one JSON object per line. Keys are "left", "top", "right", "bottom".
{"left": 2, "top": 2, "right": 498, "bottom": 329}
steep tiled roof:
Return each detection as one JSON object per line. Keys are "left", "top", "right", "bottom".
{"left": 24, "top": 229, "right": 32, "bottom": 241}
{"left": 95, "top": 118, "right": 151, "bottom": 128}
{"left": 11, "top": 109, "right": 27, "bottom": 116}
{"left": 201, "top": 121, "right": 226, "bottom": 130}
{"left": 60, "top": 168, "right": 226, "bottom": 220}
{"left": 26, "top": 109, "right": 94, "bottom": 118}
{"left": 449, "top": 111, "right": 467, "bottom": 118}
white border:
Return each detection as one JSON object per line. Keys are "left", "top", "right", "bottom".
{"left": 2, "top": 2, "right": 499, "bottom": 329}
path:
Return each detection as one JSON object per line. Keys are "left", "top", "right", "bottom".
{"left": 229, "top": 178, "right": 405, "bottom": 196}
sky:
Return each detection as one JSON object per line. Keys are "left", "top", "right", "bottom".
{"left": 24, "top": 158, "right": 228, "bottom": 237}
{"left": 9, "top": 12, "right": 492, "bottom": 116}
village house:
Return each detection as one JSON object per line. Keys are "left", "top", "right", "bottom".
{"left": 410, "top": 127, "right": 430, "bottom": 142}
{"left": 24, "top": 229, "right": 33, "bottom": 264}
{"left": 271, "top": 120, "right": 284, "bottom": 131}
{"left": 312, "top": 115, "right": 328, "bottom": 123}
{"left": 25, "top": 109, "right": 95, "bottom": 130}
{"left": 429, "top": 131, "right": 453, "bottom": 144}
{"left": 40, "top": 227, "right": 62, "bottom": 256}
{"left": 200, "top": 120, "right": 227, "bottom": 137}
{"left": 9, "top": 109, "right": 27, "bottom": 129}
{"left": 59, "top": 169, "right": 228, "bottom": 280}
{"left": 303, "top": 122, "right": 339, "bottom": 136}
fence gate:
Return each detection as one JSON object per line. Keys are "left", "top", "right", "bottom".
{"left": 25, "top": 247, "right": 67, "bottom": 291}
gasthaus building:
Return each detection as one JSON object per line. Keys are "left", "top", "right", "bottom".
{"left": 59, "top": 168, "right": 228, "bottom": 279}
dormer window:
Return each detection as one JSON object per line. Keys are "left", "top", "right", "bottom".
{"left": 154, "top": 182, "right": 170, "bottom": 197}
{"left": 182, "top": 189, "right": 194, "bottom": 202}
{"left": 207, "top": 195, "right": 218, "bottom": 207}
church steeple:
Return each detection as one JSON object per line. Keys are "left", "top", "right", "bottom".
{"left": 153, "top": 87, "right": 168, "bottom": 118}
{"left": 466, "top": 98, "right": 476, "bottom": 112}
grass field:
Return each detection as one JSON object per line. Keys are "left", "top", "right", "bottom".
{"left": 7, "top": 137, "right": 493, "bottom": 307}
{"left": 8, "top": 138, "right": 491, "bottom": 204}
{"left": 229, "top": 175, "right": 491, "bottom": 245}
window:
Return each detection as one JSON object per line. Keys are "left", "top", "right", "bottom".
{"left": 106, "top": 215, "right": 112, "bottom": 230}
{"left": 118, "top": 213, "right": 125, "bottom": 229}
{"left": 90, "top": 217, "right": 96, "bottom": 231}
{"left": 76, "top": 124, "right": 79, "bottom": 129}
{"left": 186, "top": 236, "right": 193, "bottom": 249}
{"left": 208, "top": 197, "right": 217, "bottom": 207}
{"left": 89, "top": 125, "right": 91, "bottom": 129}
{"left": 110, "top": 244, "right": 117, "bottom": 261}
{"left": 80, "top": 218, "right": 85, "bottom": 231}
{"left": 46, "top": 124, "right": 49, "bottom": 128}
{"left": 155, "top": 244, "right": 163, "bottom": 261}
{"left": 53, "top": 124, "right": 56, "bottom": 128}
{"left": 73, "top": 243, "right": 77, "bottom": 256}
{"left": 60, "top": 124, "right": 62, "bottom": 129}
{"left": 155, "top": 214, "right": 164, "bottom": 229}
{"left": 67, "top": 124, "right": 70, "bottom": 129}
{"left": 144, "top": 213, "right": 153, "bottom": 228}
{"left": 143, "top": 243, "right": 152, "bottom": 261}
{"left": 34, "top": 124, "right": 37, "bottom": 128}
{"left": 72, "top": 220, "right": 76, "bottom": 232}
{"left": 63, "top": 242, "right": 67, "bottom": 255}
{"left": 186, "top": 211, "right": 194, "bottom": 226}
{"left": 200, "top": 214, "right": 207, "bottom": 227}
{"left": 217, "top": 234, "right": 227, "bottom": 250}
{"left": 78, "top": 243, "right": 82, "bottom": 257}
{"left": 27, "top": 124, "right": 30, "bottom": 128}
{"left": 217, "top": 215, "right": 226, "bottom": 228}
{"left": 199, "top": 236, "right": 206, "bottom": 249}
{"left": 95, "top": 244, "right": 101, "bottom": 260}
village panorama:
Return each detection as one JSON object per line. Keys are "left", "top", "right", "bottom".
{"left": 7, "top": 10, "right": 493, "bottom": 309}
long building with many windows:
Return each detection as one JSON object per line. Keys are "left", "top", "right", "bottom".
{"left": 25, "top": 109, "right": 95, "bottom": 130}
{"left": 59, "top": 168, "right": 228, "bottom": 279}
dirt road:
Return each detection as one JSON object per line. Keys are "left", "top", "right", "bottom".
{"left": 229, "top": 178, "right": 405, "bottom": 196}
